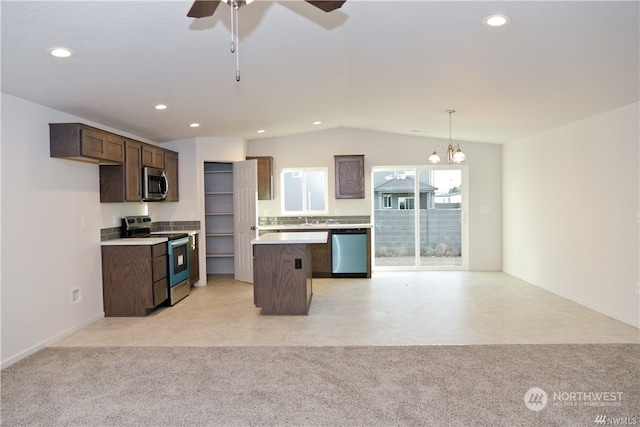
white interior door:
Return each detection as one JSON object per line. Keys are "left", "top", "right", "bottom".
{"left": 233, "top": 159, "right": 258, "bottom": 283}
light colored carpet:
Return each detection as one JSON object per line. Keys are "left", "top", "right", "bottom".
{"left": 1, "top": 345, "right": 638, "bottom": 426}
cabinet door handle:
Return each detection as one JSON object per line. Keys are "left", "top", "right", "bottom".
{"left": 250, "top": 226, "right": 256, "bottom": 230}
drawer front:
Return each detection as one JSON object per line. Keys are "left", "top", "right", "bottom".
{"left": 152, "top": 254, "right": 168, "bottom": 282}
{"left": 152, "top": 277, "right": 169, "bottom": 307}
{"left": 152, "top": 243, "right": 167, "bottom": 257}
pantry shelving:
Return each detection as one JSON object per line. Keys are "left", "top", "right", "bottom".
{"left": 204, "top": 162, "right": 234, "bottom": 275}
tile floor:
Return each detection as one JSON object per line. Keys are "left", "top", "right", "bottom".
{"left": 53, "top": 271, "right": 639, "bottom": 347}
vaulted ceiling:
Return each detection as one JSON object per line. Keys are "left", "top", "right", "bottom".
{"left": 2, "top": 1, "right": 638, "bottom": 144}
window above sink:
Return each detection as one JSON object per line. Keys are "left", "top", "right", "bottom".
{"left": 281, "top": 167, "right": 328, "bottom": 215}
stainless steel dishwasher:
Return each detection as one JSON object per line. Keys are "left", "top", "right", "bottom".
{"left": 331, "top": 229, "right": 368, "bottom": 278}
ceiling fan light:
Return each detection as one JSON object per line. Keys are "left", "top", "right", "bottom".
{"left": 428, "top": 151, "right": 441, "bottom": 164}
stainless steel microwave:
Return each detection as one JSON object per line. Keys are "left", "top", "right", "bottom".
{"left": 142, "top": 167, "right": 168, "bottom": 201}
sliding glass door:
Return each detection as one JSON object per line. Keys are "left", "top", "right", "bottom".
{"left": 372, "top": 166, "right": 466, "bottom": 270}
{"left": 372, "top": 170, "right": 417, "bottom": 267}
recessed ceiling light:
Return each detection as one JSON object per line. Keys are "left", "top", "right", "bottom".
{"left": 154, "top": 104, "right": 168, "bottom": 110}
{"left": 483, "top": 14, "right": 511, "bottom": 27}
{"left": 313, "top": 121, "right": 322, "bottom": 125}
{"left": 257, "top": 129, "right": 266, "bottom": 134}
{"left": 48, "top": 47, "right": 73, "bottom": 58}
{"left": 190, "top": 123, "right": 200, "bottom": 128}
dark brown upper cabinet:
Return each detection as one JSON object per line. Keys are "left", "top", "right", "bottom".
{"left": 334, "top": 155, "right": 365, "bottom": 199}
{"left": 50, "top": 123, "right": 179, "bottom": 203}
{"left": 164, "top": 150, "right": 179, "bottom": 202}
{"left": 101, "top": 143, "right": 179, "bottom": 203}
{"left": 246, "top": 156, "right": 274, "bottom": 200}
{"left": 99, "top": 139, "right": 142, "bottom": 203}
{"left": 142, "top": 144, "right": 165, "bottom": 169}
{"left": 50, "top": 123, "right": 125, "bottom": 164}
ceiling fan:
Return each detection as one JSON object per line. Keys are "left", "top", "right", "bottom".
{"left": 187, "top": 0, "right": 346, "bottom": 81}
{"left": 187, "top": 1, "right": 346, "bottom": 19}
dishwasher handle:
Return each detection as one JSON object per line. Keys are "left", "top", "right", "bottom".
{"left": 331, "top": 228, "right": 367, "bottom": 234}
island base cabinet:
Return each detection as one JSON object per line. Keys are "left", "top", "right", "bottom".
{"left": 253, "top": 243, "right": 312, "bottom": 315}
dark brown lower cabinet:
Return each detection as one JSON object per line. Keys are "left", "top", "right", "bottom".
{"left": 253, "top": 243, "right": 312, "bottom": 315}
{"left": 101, "top": 243, "right": 168, "bottom": 316}
{"left": 310, "top": 240, "right": 332, "bottom": 278}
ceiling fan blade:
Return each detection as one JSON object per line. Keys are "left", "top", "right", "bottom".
{"left": 305, "top": 1, "right": 346, "bottom": 12}
{"left": 187, "top": 0, "right": 221, "bottom": 18}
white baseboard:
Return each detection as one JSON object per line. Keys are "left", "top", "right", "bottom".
{"left": 1, "top": 312, "right": 104, "bottom": 370}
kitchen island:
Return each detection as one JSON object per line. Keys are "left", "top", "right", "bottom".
{"left": 258, "top": 224, "right": 372, "bottom": 278}
{"left": 252, "top": 232, "right": 328, "bottom": 315}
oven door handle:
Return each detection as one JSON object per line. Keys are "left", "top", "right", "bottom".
{"left": 170, "top": 237, "right": 190, "bottom": 247}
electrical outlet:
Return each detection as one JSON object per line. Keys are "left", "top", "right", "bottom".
{"left": 71, "top": 288, "right": 82, "bottom": 305}
{"left": 188, "top": 210, "right": 194, "bottom": 219}
{"left": 80, "top": 217, "right": 86, "bottom": 230}
{"left": 636, "top": 283, "right": 640, "bottom": 295}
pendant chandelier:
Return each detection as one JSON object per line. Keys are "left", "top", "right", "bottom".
{"left": 428, "top": 109, "right": 466, "bottom": 164}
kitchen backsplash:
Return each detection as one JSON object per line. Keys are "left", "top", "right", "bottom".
{"left": 258, "top": 215, "right": 370, "bottom": 226}
{"left": 101, "top": 217, "right": 369, "bottom": 241}
{"left": 100, "top": 220, "right": 201, "bottom": 241}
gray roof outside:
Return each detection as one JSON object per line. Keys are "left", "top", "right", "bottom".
{"left": 373, "top": 176, "right": 438, "bottom": 193}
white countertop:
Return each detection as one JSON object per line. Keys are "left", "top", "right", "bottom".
{"left": 252, "top": 232, "right": 329, "bottom": 245}
{"left": 258, "top": 223, "right": 371, "bottom": 231}
{"left": 101, "top": 237, "right": 168, "bottom": 246}
{"left": 101, "top": 229, "right": 199, "bottom": 246}
{"left": 150, "top": 230, "right": 199, "bottom": 236}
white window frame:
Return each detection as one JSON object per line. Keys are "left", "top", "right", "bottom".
{"left": 383, "top": 194, "right": 393, "bottom": 208}
{"left": 398, "top": 196, "right": 415, "bottom": 210}
{"left": 280, "top": 167, "right": 329, "bottom": 215}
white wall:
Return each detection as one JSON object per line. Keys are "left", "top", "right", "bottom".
{"left": 503, "top": 102, "right": 640, "bottom": 327}
{"left": 0, "top": 94, "right": 154, "bottom": 367}
{"left": 247, "top": 128, "right": 503, "bottom": 271}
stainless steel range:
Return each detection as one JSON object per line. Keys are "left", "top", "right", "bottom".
{"left": 121, "top": 216, "right": 191, "bottom": 305}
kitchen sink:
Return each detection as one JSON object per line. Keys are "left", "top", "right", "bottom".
{"left": 299, "top": 220, "right": 339, "bottom": 227}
